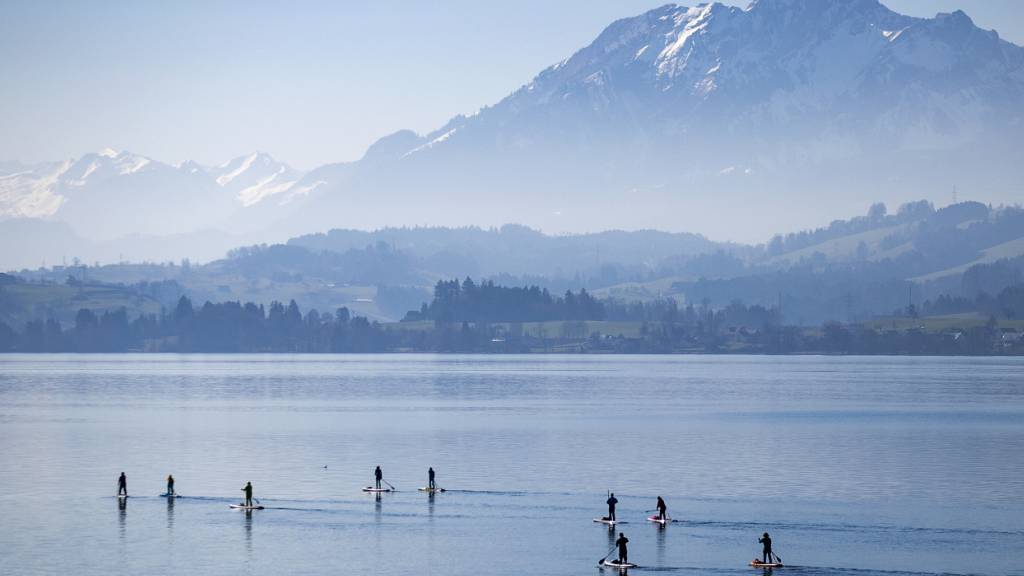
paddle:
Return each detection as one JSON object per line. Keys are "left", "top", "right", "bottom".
{"left": 772, "top": 551, "right": 783, "bottom": 564}
{"left": 598, "top": 543, "right": 618, "bottom": 565}
{"left": 383, "top": 479, "right": 396, "bottom": 491}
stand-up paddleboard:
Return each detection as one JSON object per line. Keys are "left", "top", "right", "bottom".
{"left": 117, "top": 494, "right": 129, "bottom": 499}
{"left": 593, "top": 517, "right": 621, "bottom": 525}
{"left": 230, "top": 504, "right": 264, "bottom": 510}
{"left": 600, "top": 559, "right": 638, "bottom": 570}
{"left": 647, "top": 515, "right": 675, "bottom": 525}
{"left": 160, "top": 493, "right": 181, "bottom": 498}
{"left": 750, "top": 559, "right": 783, "bottom": 568}
{"left": 418, "top": 487, "right": 445, "bottom": 493}
{"left": 363, "top": 487, "right": 393, "bottom": 493}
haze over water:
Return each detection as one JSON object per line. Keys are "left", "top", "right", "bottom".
{"left": 1, "top": 354, "right": 1022, "bottom": 575}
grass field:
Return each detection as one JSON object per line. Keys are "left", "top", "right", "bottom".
{"left": 912, "top": 237, "right": 1024, "bottom": 282}
{"left": 0, "top": 282, "right": 164, "bottom": 328}
{"left": 865, "top": 314, "right": 1024, "bottom": 333}
{"left": 767, "top": 223, "right": 911, "bottom": 266}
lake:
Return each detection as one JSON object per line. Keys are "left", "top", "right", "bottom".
{"left": 0, "top": 354, "right": 1021, "bottom": 575}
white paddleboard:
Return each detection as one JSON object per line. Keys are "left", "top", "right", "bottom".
{"left": 647, "top": 515, "right": 674, "bottom": 524}
{"left": 601, "top": 560, "right": 637, "bottom": 569}
{"left": 750, "top": 560, "right": 783, "bottom": 568}
{"left": 593, "top": 517, "right": 620, "bottom": 525}
{"left": 160, "top": 493, "right": 180, "bottom": 498}
{"left": 418, "top": 487, "right": 445, "bottom": 493}
{"left": 117, "top": 494, "right": 129, "bottom": 499}
{"left": 363, "top": 487, "right": 393, "bottom": 493}
{"left": 230, "top": 504, "right": 264, "bottom": 510}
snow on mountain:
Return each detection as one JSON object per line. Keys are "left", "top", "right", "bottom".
{"left": 62, "top": 150, "right": 155, "bottom": 186}
{"left": 0, "top": 150, "right": 164, "bottom": 219}
{"left": 0, "top": 149, "right": 319, "bottom": 229}
{"left": 2, "top": 0, "right": 1023, "bottom": 250}
{"left": 327, "top": 0, "right": 1023, "bottom": 236}
{"left": 0, "top": 160, "right": 71, "bottom": 218}
{"left": 403, "top": 0, "right": 1021, "bottom": 160}
{"left": 205, "top": 152, "right": 321, "bottom": 207}
{"left": 0, "top": 151, "right": 258, "bottom": 241}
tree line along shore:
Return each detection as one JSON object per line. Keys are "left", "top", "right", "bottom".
{"left": 1, "top": 278, "right": 1021, "bottom": 355}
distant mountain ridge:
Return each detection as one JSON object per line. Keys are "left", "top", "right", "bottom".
{"left": 331, "top": 0, "right": 1022, "bottom": 233}
{"left": 1, "top": 0, "right": 1022, "bottom": 266}
{"left": 0, "top": 149, "right": 318, "bottom": 239}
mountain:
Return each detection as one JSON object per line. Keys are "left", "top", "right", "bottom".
{"left": 206, "top": 152, "right": 316, "bottom": 207}
{"left": 1, "top": 0, "right": 1023, "bottom": 267}
{"left": 304, "top": 0, "right": 1022, "bottom": 236}
{"left": 0, "top": 150, "right": 314, "bottom": 267}
{"left": 0, "top": 148, "right": 321, "bottom": 233}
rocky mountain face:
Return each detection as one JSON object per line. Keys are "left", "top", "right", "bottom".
{"left": 332, "top": 0, "right": 1022, "bottom": 234}
{"left": 2, "top": 0, "right": 1022, "bottom": 268}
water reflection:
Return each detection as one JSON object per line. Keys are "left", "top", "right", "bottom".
{"left": 427, "top": 491, "right": 435, "bottom": 520}
{"left": 243, "top": 509, "right": 253, "bottom": 554}
{"left": 117, "top": 497, "right": 126, "bottom": 540}
{"left": 374, "top": 492, "right": 382, "bottom": 520}
{"left": 655, "top": 521, "right": 666, "bottom": 565}
{"left": 166, "top": 495, "right": 175, "bottom": 533}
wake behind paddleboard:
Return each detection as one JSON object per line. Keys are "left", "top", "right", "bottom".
{"left": 363, "top": 487, "right": 393, "bottom": 493}
{"left": 647, "top": 515, "right": 675, "bottom": 524}
{"left": 750, "top": 560, "right": 783, "bottom": 568}
{"left": 230, "top": 504, "right": 264, "bottom": 510}
{"left": 418, "top": 487, "right": 445, "bottom": 493}
{"left": 593, "top": 517, "right": 620, "bottom": 525}
{"left": 600, "top": 560, "right": 638, "bottom": 569}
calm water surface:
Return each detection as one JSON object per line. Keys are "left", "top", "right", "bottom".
{"left": 0, "top": 354, "right": 1021, "bottom": 575}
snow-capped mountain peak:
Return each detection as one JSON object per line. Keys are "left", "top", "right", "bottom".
{"left": 206, "top": 151, "right": 310, "bottom": 206}
{"left": 214, "top": 152, "right": 263, "bottom": 186}
{"left": 2, "top": 0, "right": 1023, "bottom": 245}
{"left": 0, "top": 148, "right": 318, "bottom": 240}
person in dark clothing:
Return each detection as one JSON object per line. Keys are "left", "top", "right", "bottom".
{"left": 615, "top": 532, "right": 629, "bottom": 564}
{"left": 606, "top": 493, "right": 619, "bottom": 521}
{"left": 656, "top": 496, "right": 667, "bottom": 521}
{"left": 118, "top": 472, "right": 127, "bottom": 496}
{"left": 375, "top": 466, "right": 383, "bottom": 490}
{"left": 241, "top": 481, "right": 253, "bottom": 507}
{"left": 166, "top": 474, "right": 175, "bottom": 496}
{"left": 428, "top": 467, "right": 436, "bottom": 490}
{"left": 759, "top": 532, "right": 773, "bottom": 564}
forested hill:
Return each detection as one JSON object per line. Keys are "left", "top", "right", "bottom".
{"left": 288, "top": 225, "right": 727, "bottom": 278}
{"left": 4, "top": 200, "right": 1024, "bottom": 328}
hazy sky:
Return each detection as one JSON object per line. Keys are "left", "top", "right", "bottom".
{"left": 2, "top": 0, "right": 1022, "bottom": 169}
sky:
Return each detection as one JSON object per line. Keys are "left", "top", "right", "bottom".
{"left": 1, "top": 0, "right": 1022, "bottom": 170}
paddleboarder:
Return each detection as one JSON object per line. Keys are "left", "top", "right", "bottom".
{"left": 428, "top": 467, "right": 436, "bottom": 490}
{"left": 615, "top": 532, "right": 629, "bottom": 565}
{"left": 374, "top": 466, "right": 383, "bottom": 490}
{"left": 759, "top": 532, "right": 773, "bottom": 564}
{"left": 241, "top": 481, "right": 253, "bottom": 507}
{"left": 118, "top": 472, "right": 127, "bottom": 496}
{"left": 166, "top": 474, "right": 175, "bottom": 496}
{"left": 656, "top": 496, "right": 667, "bottom": 521}
{"left": 606, "top": 492, "right": 619, "bottom": 522}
